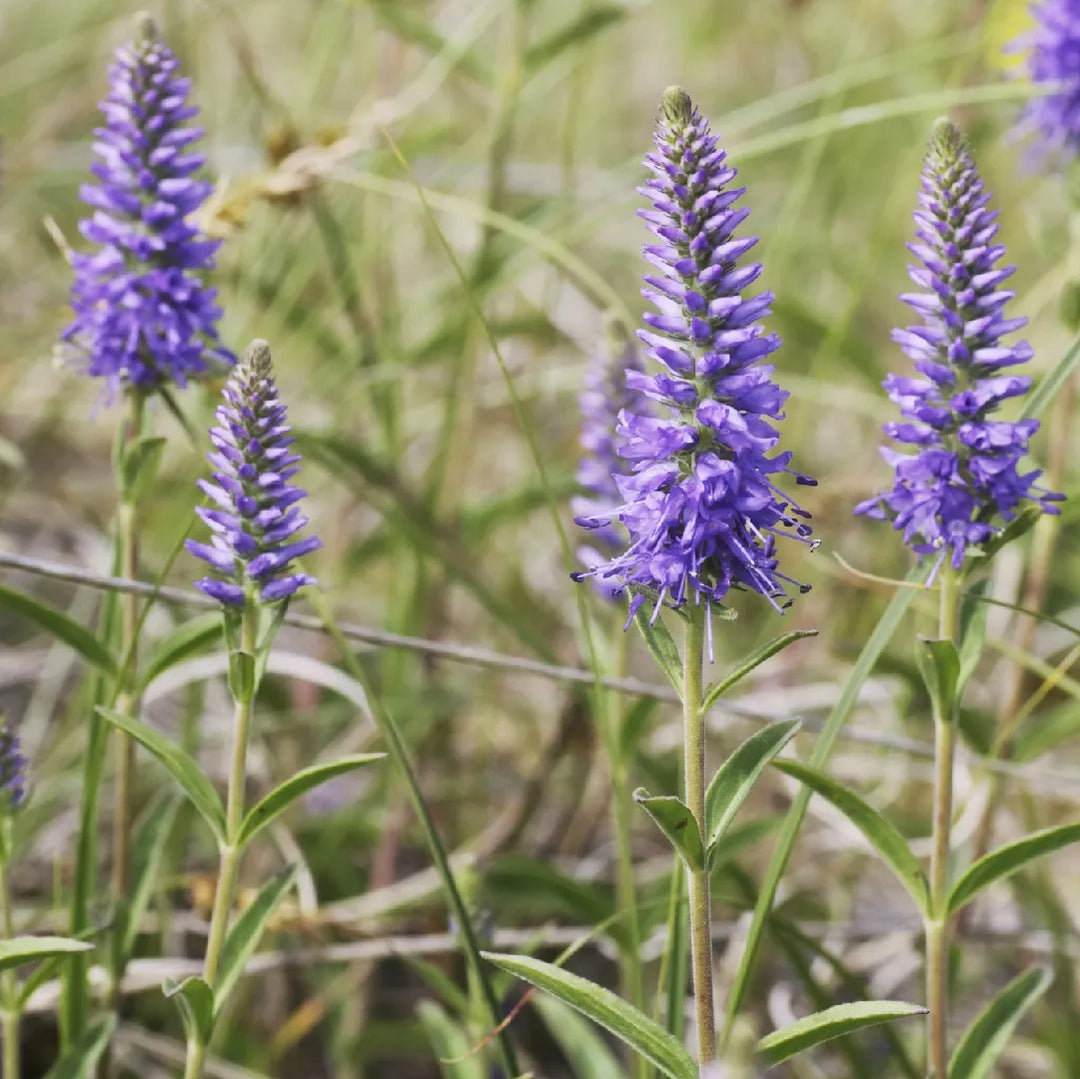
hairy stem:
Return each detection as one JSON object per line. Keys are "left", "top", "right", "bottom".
{"left": 926, "top": 569, "right": 960, "bottom": 1078}
{"left": 183, "top": 605, "right": 258, "bottom": 1079}
{"left": 684, "top": 608, "right": 715, "bottom": 1064}
{"left": 0, "top": 856, "right": 18, "bottom": 1079}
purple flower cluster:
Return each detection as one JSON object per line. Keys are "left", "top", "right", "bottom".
{"left": 856, "top": 119, "right": 1063, "bottom": 572}
{"left": 1013, "top": 0, "right": 1080, "bottom": 163}
{"left": 574, "top": 88, "right": 815, "bottom": 619}
{"left": 572, "top": 321, "right": 644, "bottom": 596}
{"left": 187, "top": 340, "right": 321, "bottom": 606}
{"left": 63, "top": 17, "right": 230, "bottom": 394}
{"left": 0, "top": 727, "right": 27, "bottom": 813}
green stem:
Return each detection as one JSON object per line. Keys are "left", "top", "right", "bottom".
{"left": 183, "top": 606, "right": 258, "bottom": 1079}
{"left": 926, "top": 569, "right": 961, "bottom": 1078}
{"left": 683, "top": 609, "right": 714, "bottom": 1064}
{"left": 0, "top": 856, "right": 19, "bottom": 1079}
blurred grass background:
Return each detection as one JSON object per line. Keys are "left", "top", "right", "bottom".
{"left": 3, "top": 0, "right": 1080, "bottom": 1075}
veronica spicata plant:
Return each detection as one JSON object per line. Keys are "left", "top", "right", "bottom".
{"left": 60, "top": 14, "right": 235, "bottom": 1046}
{"left": 488, "top": 89, "right": 926, "bottom": 1075}
{"left": 843, "top": 119, "right": 1067, "bottom": 1079}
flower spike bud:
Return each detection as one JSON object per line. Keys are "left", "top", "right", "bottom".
{"left": 574, "top": 87, "right": 815, "bottom": 621}
{"left": 62, "top": 14, "right": 232, "bottom": 394}
{"left": 187, "top": 339, "right": 321, "bottom": 606}
{"left": 856, "top": 118, "right": 1064, "bottom": 574}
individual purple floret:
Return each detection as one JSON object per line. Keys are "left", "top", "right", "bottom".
{"left": 856, "top": 119, "right": 1063, "bottom": 574}
{"left": 573, "top": 87, "right": 815, "bottom": 621}
{"left": 0, "top": 726, "right": 27, "bottom": 813}
{"left": 187, "top": 339, "right": 321, "bottom": 606}
{"left": 572, "top": 319, "right": 644, "bottom": 597}
{"left": 63, "top": 15, "right": 231, "bottom": 394}
{"left": 1012, "top": 0, "right": 1080, "bottom": 163}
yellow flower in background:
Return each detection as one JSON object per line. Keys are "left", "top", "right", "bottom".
{"left": 985, "top": 0, "right": 1036, "bottom": 71}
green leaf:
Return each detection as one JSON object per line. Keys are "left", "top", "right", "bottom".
{"left": 42, "top": 1015, "right": 116, "bottom": 1079}
{"left": 236, "top": 754, "right": 384, "bottom": 848}
{"left": 0, "top": 583, "right": 116, "bottom": 674}
{"left": 705, "top": 720, "right": 801, "bottom": 858}
{"left": 1021, "top": 330, "right": 1080, "bottom": 421}
{"left": 482, "top": 952, "right": 697, "bottom": 1079}
{"left": 121, "top": 793, "right": 182, "bottom": 961}
{"left": 977, "top": 506, "right": 1042, "bottom": 559}
{"left": 96, "top": 707, "right": 226, "bottom": 843}
{"left": 633, "top": 789, "right": 704, "bottom": 871}
{"left": 947, "top": 821, "right": 1080, "bottom": 915}
{"left": 164, "top": 975, "right": 215, "bottom": 1046}
{"left": 948, "top": 966, "right": 1051, "bottom": 1079}
{"left": 771, "top": 759, "right": 930, "bottom": 916}
{"left": 632, "top": 608, "right": 682, "bottom": 695}
{"left": 916, "top": 637, "right": 961, "bottom": 722}
{"left": 757, "top": 1000, "right": 926, "bottom": 1067}
{"left": 120, "top": 435, "right": 166, "bottom": 504}
{"left": 140, "top": 613, "right": 223, "bottom": 689}
{"left": 702, "top": 631, "right": 818, "bottom": 712}
{"left": 214, "top": 865, "right": 298, "bottom": 1016}
{"left": 0, "top": 936, "right": 93, "bottom": 973}
{"left": 417, "top": 999, "right": 487, "bottom": 1079}
{"left": 532, "top": 992, "right": 623, "bottom": 1079}
{"left": 227, "top": 649, "right": 257, "bottom": 703}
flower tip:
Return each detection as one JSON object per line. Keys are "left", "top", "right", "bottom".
{"left": 660, "top": 86, "right": 694, "bottom": 128}
{"left": 928, "top": 116, "right": 968, "bottom": 162}
{"left": 241, "top": 338, "right": 273, "bottom": 377}
{"left": 134, "top": 10, "right": 159, "bottom": 43}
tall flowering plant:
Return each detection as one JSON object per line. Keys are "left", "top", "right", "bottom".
{"left": 60, "top": 14, "right": 235, "bottom": 1046}
{"left": 485, "top": 89, "right": 925, "bottom": 1075}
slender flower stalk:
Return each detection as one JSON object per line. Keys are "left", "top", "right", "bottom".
{"left": 1010, "top": 0, "right": 1080, "bottom": 164}
{"left": 182, "top": 340, "right": 319, "bottom": 1079}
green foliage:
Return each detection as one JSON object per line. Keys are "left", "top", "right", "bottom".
{"left": 0, "top": 583, "right": 116, "bottom": 674}
{"left": 633, "top": 789, "right": 704, "bottom": 870}
{"left": 483, "top": 952, "right": 697, "bottom": 1079}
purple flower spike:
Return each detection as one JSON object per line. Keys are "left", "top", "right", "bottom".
{"left": 1012, "top": 0, "right": 1080, "bottom": 163}
{"left": 856, "top": 119, "right": 1063, "bottom": 574}
{"left": 0, "top": 726, "right": 28, "bottom": 813}
{"left": 573, "top": 88, "right": 816, "bottom": 621}
{"left": 63, "top": 15, "right": 232, "bottom": 394}
{"left": 187, "top": 339, "right": 321, "bottom": 606}
{"left": 572, "top": 319, "right": 645, "bottom": 599}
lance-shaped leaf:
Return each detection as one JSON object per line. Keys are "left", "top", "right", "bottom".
{"left": 214, "top": 865, "right": 298, "bottom": 1016}
{"left": 705, "top": 720, "right": 800, "bottom": 859}
{"left": 97, "top": 707, "right": 226, "bottom": 842}
{"left": 417, "top": 999, "right": 487, "bottom": 1079}
{"left": 0, "top": 937, "right": 93, "bottom": 973}
{"left": 702, "top": 630, "right": 817, "bottom": 712}
{"left": 42, "top": 1015, "right": 115, "bottom": 1079}
{"left": 140, "top": 613, "right": 223, "bottom": 689}
{"left": 482, "top": 952, "right": 697, "bottom": 1079}
{"left": 916, "top": 637, "right": 961, "bottom": 723}
{"left": 632, "top": 607, "right": 682, "bottom": 696}
{"left": 633, "top": 789, "right": 703, "bottom": 871}
{"left": 164, "top": 975, "right": 214, "bottom": 1046}
{"left": 119, "top": 435, "right": 166, "bottom": 504}
{"left": 948, "top": 966, "right": 1051, "bottom": 1079}
{"left": 772, "top": 759, "right": 930, "bottom": 916}
{"left": 757, "top": 1000, "right": 926, "bottom": 1067}
{"left": 0, "top": 583, "right": 116, "bottom": 674}
{"left": 947, "top": 821, "right": 1080, "bottom": 915}
{"left": 236, "top": 754, "right": 384, "bottom": 848}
